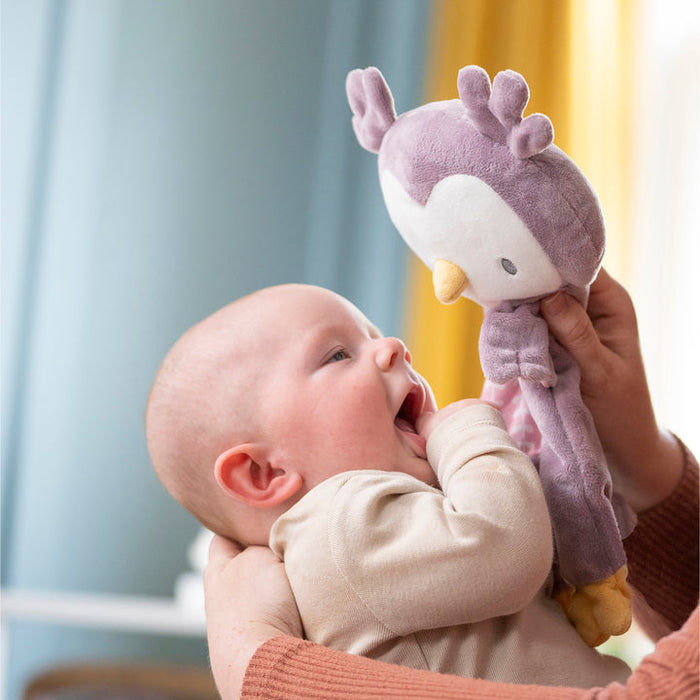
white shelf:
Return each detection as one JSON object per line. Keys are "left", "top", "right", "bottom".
{"left": 1, "top": 588, "right": 206, "bottom": 637}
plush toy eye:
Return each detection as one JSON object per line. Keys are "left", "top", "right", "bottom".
{"left": 501, "top": 258, "right": 518, "bottom": 275}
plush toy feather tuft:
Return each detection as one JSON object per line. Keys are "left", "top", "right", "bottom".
{"left": 346, "top": 67, "right": 396, "bottom": 153}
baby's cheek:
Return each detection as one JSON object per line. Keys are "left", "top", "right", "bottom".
{"left": 317, "top": 381, "right": 390, "bottom": 460}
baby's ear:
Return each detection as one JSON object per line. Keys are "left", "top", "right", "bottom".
{"left": 214, "top": 446, "right": 303, "bottom": 508}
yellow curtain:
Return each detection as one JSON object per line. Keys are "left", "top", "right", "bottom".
{"left": 403, "top": 0, "right": 634, "bottom": 407}
{"left": 567, "top": 0, "right": 637, "bottom": 281}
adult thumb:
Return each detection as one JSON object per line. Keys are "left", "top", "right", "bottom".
{"left": 541, "top": 292, "right": 603, "bottom": 371}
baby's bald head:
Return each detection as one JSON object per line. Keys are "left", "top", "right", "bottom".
{"left": 146, "top": 288, "right": 276, "bottom": 539}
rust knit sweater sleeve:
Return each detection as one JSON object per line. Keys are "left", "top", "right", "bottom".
{"left": 242, "top": 449, "right": 699, "bottom": 700}
{"left": 624, "top": 442, "right": 699, "bottom": 637}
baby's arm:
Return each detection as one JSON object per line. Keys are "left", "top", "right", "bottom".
{"left": 425, "top": 402, "right": 554, "bottom": 601}
{"left": 329, "top": 402, "right": 553, "bottom": 636}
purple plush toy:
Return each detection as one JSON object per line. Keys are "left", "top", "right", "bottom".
{"left": 347, "top": 64, "right": 635, "bottom": 647}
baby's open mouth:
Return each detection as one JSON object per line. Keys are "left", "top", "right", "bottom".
{"left": 394, "top": 387, "right": 422, "bottom": 435}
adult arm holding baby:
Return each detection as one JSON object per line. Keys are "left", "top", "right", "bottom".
{"left": 204, "top": 269, "right": 698, "bottom": 699}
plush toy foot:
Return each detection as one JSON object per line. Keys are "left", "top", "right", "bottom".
{"left": 557, "top": 566, "right": 632, "bottom": 647}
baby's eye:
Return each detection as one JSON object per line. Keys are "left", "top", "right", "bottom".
{"left": 327, "top": 348, "right": 349, "bottom": 363}
{"left": 501, "top": 258, "right": 518, "bottom": 275}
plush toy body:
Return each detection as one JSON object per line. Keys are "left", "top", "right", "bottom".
{"left": 347, "top": 65, "right": 634, "bottom": 646}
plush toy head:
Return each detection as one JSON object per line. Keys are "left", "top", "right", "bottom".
{"left": 347, "top": 65, "right": 605, "bottom": 308}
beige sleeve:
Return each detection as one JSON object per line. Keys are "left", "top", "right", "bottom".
{"left": 327, "top": 404, "right": 553, "bottom": 637}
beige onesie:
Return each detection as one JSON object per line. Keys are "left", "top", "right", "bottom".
{"left": 270, "top": 404, "right": 630, "bottom": 688}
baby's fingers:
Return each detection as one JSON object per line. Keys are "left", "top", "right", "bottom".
{"left": 416, "top": 399, "right": 496, "bottom": 439}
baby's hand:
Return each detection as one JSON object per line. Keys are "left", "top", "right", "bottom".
{"left": 416, "top": 399, "right": 497, "bottom": 441}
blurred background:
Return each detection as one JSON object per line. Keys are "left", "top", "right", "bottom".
{"left": 2, "top": 0, "right": 698, "bottom": 698}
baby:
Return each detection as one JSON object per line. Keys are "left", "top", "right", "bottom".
{"left": 146, "top": 283, "right": 630, "bottom": 688}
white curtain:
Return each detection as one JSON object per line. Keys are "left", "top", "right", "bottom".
{"left": 630, "top": 0, "right": 700, "bottom": 457}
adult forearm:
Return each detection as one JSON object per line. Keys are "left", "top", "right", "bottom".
{"left": 243, "top": 635, "right": 582, "bottom": 699}
{"left": 624, "top": 442, "right": 699, "bottom": 635}
{"left": 243, "top": 609, "right": 698, "bottom": 700}
{"left": 209, "top": 623, "right": 284, "bottom": 699}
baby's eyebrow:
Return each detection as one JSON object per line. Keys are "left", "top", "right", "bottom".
{"left": 301, "top": 324, "right": 346, "bottom": 358}
{"left": 308, "top": 323, "right": 345, "bottom": 342}
{"left": 304, "top": 312, "right": 382, "bottom": 348}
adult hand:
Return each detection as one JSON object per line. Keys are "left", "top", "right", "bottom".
{"left": 541, "top": 268, "right": 683, "bottom": 513}
{"left": 204, "top": 536, "right": 303, "bottom": 699}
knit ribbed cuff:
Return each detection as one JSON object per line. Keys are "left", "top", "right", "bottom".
{"left": 626, "top": 442, "right": 699, "bottom": 631}
{"left": 242, "top": 636, "right": 584, "bottom": 699}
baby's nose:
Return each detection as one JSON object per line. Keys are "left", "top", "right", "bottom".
{"left": 375, "top": 337, "right": 411, "bottom": 371}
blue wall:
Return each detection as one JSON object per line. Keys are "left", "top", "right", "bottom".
{"left": 1, "top": 1, "right": 429, "bottom": 697}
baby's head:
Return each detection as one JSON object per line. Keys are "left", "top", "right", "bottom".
{"left": 146, "top": 284, "right": 436, "bottom": 545}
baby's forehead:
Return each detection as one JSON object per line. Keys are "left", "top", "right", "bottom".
{"left": 253, "top": 284, "right": 377, "bottom": 329}
{"left": 205, "top": 286, "right": 381, "bottom": 373}
{"left": 299, "top": 290, "right": 380, "bottom": 338}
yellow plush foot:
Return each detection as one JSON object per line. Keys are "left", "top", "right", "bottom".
{"left": 559, "top": 566, "right": 632, "bottom": 647}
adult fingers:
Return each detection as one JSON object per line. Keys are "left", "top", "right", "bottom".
{"left": 586, "top": 269, "right": 640, "bottom": 355}
{"left": 586, "top": 267, "right": 617, "bottom": 318}
{"left": 541, "top": 290, "right": 605, "bottom": 373}
{"left": 207, "top": 534, "right": 244, "bottom": 573}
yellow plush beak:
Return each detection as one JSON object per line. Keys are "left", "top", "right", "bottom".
{"left": 433, "top": 259, "right": 468, "bottom": 304}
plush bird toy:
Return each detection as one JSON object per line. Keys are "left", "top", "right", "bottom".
{"left": 347, "top": 64, "right": 635, "bottom": 647}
